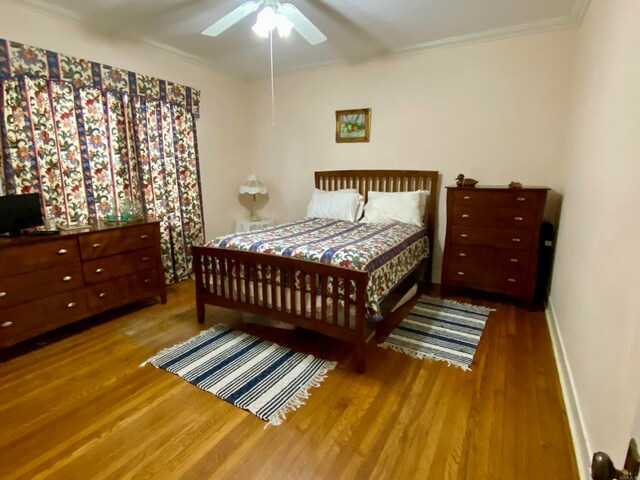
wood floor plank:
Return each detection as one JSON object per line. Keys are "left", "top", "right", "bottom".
{"left": 0, "top": 280, "right": 579, "bottom": 479}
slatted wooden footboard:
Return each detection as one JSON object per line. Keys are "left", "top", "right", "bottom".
{"left": 193, "top": 246, "right": 371, "bottom": 371}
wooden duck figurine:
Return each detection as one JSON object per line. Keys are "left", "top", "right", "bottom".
{"left": 455, "top": 174, "right": 478, "bottom": 187}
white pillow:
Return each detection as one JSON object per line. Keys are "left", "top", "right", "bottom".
{"left": 361, "top": 190, "right": 430, "bottom": 226}
{"left": 337, "top": 188, "right": 365, "bottom": 220}
{"left": 306, "top": 189, "right": 362, "bottom": 221}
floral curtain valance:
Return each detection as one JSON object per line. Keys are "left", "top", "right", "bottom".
{"left": 0, "top": 39, "right": 201, "bottom": 118}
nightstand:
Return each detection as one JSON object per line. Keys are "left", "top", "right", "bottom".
{"left": 235, "top": 218, "right": 275, "bottom": 233}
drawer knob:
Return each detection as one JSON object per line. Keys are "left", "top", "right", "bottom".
{"left": 516, "top": 197, "right": 526, "bottom": 202}
{"left": 140, "top": 234, "right": 149, "bottom": 240}
{"left": 142, "top": 256, "right": 150, "bottom": 262}
{"left": 512, "top": 238, "right": 521, "bottom": 242}
{"left": 62, "top": 276, "right": 72, "bottom": 282}
{"left": 510, "top": 258, "right": 519, "bottom": 263}
{"left": 144, "top": 278, "right": 151, "bottom": 284}
{"left": 458, "top": 253, "right": 467, "bottom": 257}
{"left": 460, "top": 234, "right": 469, "bottom": 238}
{"left": 514, "top": 216, "right": 523, "bottom": 221}
{"left": 95, "top": 268, "right": 104, "bottom": 274}
{"left": 507, "top": 278, "right": 517, "bottom": 283}
{"left": 92, "top": 243, "right": 102, "bottom": 249}
{"left": 461, "top": 214, "right": 470, "bottom": 218}
{"left": 463, "top": 195, "right": 471, "bottom": 200}
{"left": 0, "top": 291, "right": 6, "bottom": 298}
{"left": 58, "top": 248, "right": 68, "bottom": 255}
{"left": 1, "top": 321, "right": 13, "bottom": 328}
{"left": 67, "top": 302, "right": 77, "bottom": 308}
{"left": 457, "top": 271, "right": 466, "bottom": 276}
{"left": 98, "top": 292, "right": 107, "bottom": 298}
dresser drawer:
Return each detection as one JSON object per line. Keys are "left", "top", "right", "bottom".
{"left": 82, "top": 247, "right": 158, "bottom": 285}
{"left": 450, "top": 226, "right": 534, "bottom": 250}
{"left": 0, "top": 288, "right": 88, "bottom": 347}
{"left": 0, "top": 262, "right": 84, "bottom": 309}
{"left": 79, "top": 224, "right": 157, "bottom": 260}
{"left": 0, "top": 238, "right": 79, "bottom": 278}
{"left": 448, "top": 245, "right": 530, "bottom": 271}
{"left": 86, "top": 268, "right": 160, "bottom": 311}
{"left": 451, "top": 206, "right": 538, "bottom": 229}
{"left": 451, "top": 189, "right": 543, "bottom": 208}
{"left": 445, "top": 264, "right": 528, "bottom": 296}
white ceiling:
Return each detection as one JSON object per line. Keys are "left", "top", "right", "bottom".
{"left": 20, "top": 0, "right": 587, "bottom": 78}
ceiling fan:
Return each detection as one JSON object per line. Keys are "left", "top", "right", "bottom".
{"left": 201, "top": 0, "right": 327, "bottom": 45}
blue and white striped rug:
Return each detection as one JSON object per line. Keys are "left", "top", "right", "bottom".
{"left": 141, "top": 325, "right": 337, "bottom": 425}
{"left": 379, "top": 296, "right": 493, "bottom": 370}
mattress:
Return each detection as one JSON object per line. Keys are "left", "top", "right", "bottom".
{"left": 207, "top": 218, "right": 429, "bottom": 319}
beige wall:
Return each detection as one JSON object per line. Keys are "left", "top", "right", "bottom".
{"left": 247, "top": 30, "right": 574, "bottom": 280}
{"left": 550, "top": 0, "right": 640, "bottom": 471}
{"left": 0, "top": 0, "right": 251, "bottom": 237}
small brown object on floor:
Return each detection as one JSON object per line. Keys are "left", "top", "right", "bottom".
{"left": 455, "top": 174, "right": 478, "bottom": 187}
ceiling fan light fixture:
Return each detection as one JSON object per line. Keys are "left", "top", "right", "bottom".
{"left": 252, "top": 5, "right": 276, "bottom": 38}
{"left": 275, "top": 12, "right": 293, "bottom": 38}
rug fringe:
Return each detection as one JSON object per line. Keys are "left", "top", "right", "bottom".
{"left": 266, "top": 361, "right": 338, "bottom": 426}
{"left": 378, "top": 342, "right": 471, "bottom": 371}
{"left": 140, "top": 324, "right": 229, "bottom": 368}
{"left": 421, "top": 295, "right": 496, "bottom": 314}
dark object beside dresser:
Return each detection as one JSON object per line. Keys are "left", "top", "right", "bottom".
{"left": 441, "top": 186, "right": 549, "bottom": 305}
{"left": 0, "top": 221, "right": 166, "bottom": 348}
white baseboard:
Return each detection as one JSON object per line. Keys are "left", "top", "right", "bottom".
{"left": 546, "top": 297, "right": 591, "bottom": 480}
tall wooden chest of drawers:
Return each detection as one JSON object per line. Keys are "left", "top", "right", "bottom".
{"left": 0, "top": 221, "right": 166, "bottom": 348}
{"left": 441, "top": 186, "right": 549, "bottom": 304}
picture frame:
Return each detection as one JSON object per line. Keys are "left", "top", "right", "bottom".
{"left": 336, "top": 108, "right": 371, "bottom": 143}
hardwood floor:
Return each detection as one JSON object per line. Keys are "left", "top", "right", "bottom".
{"left": 0, "top": 280, "right": 578, "bottom": 479}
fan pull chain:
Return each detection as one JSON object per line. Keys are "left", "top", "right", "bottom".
{"left": 270, "top": 30, "right": 275, "bottom": 126}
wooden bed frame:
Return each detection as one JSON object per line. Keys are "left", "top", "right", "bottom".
{"left": 192, "top": 170, "right": 439, "bottom": 372}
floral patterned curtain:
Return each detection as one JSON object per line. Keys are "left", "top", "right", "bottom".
{"left": 0, "top": 40, "right": 204, "bottom": 284}
{"left": 127, "top": 96, "right": 204, "bottom": 282}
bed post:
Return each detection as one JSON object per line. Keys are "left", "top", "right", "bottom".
{"left": 192, "top": 247, "right": 205, "bottom": 324}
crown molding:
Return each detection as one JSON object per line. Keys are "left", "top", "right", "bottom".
{"left": 7, "top": 0, "right": 591, "bottom": 80}
{"left": 571, "top": 0, "right": 591, "bottom": 23}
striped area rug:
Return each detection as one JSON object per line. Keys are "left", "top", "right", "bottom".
{"left": 141, "top": 325, "right": 337, "bottom": 425}
{"left": 379, "top": 296, "right": 493, "bottom": 370}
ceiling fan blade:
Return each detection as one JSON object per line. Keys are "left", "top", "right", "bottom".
{"left": 201, "top": 1, "right": 261, "bottom": 37}
{"left": 279, "top": 3, "right": 327, "bottom": 45}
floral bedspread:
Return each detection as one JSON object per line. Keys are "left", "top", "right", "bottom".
{"left": 207, "top": 218, "right": 429, "bottom": 318}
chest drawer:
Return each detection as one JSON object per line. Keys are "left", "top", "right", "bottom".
{"left": 79, "top": 224, "right": 157, "bottom": 260}
{"left": 448, "top": 245, "right": 530, "bottom": 271}
{"left": 82, "top": 247, "right": 158, "bottom": 285}
{"left": 451, "top": 206, "right": 538, "bottom": 229}
{"left": 451, "top": 189, "right": 543, "bottom": 208}
{"left": 0, "top": 262, "right": 84, "bottom": 309}
{"left": 86, "top": 268, "right": 160, "bottom": 311}
{"left": 0, "top": 238, "right": 80, "bottom": 278}
{"left": 445, "top": 265, "right": 528, "bottom": 297}
{"left": 0, "top": 288, "right": 88, "bottom": 347}
{"left": 450, "top": 226, "right": 534, "bottom": 250}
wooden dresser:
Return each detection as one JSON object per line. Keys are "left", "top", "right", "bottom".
{"left": 441, "top": 186, "right": 549, "bottom": 305}
{"left": 0, "top": 221, "right": 166, "bottom": 348}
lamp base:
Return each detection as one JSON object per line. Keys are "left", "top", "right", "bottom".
{"left": 249, "top": 194, "right": 260, "bottom": 221}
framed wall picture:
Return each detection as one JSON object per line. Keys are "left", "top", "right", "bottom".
{"left": 336, "top": 108, "right": 371, "bottom": 143}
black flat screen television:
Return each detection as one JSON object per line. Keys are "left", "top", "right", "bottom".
{"left": 0, "top": 193, "right": 44, "bottom": 236}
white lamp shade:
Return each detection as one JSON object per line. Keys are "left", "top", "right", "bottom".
{"left": 239, "top": 175, "right": 267, "bottom": 195}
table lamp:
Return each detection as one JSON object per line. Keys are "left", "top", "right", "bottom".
{"left": 239, "top": 175, "right": 267, "bottom": 221}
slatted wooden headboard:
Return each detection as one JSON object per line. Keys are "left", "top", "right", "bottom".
{"left": 315, "top": 169, "right": 440, "bottom": 277}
